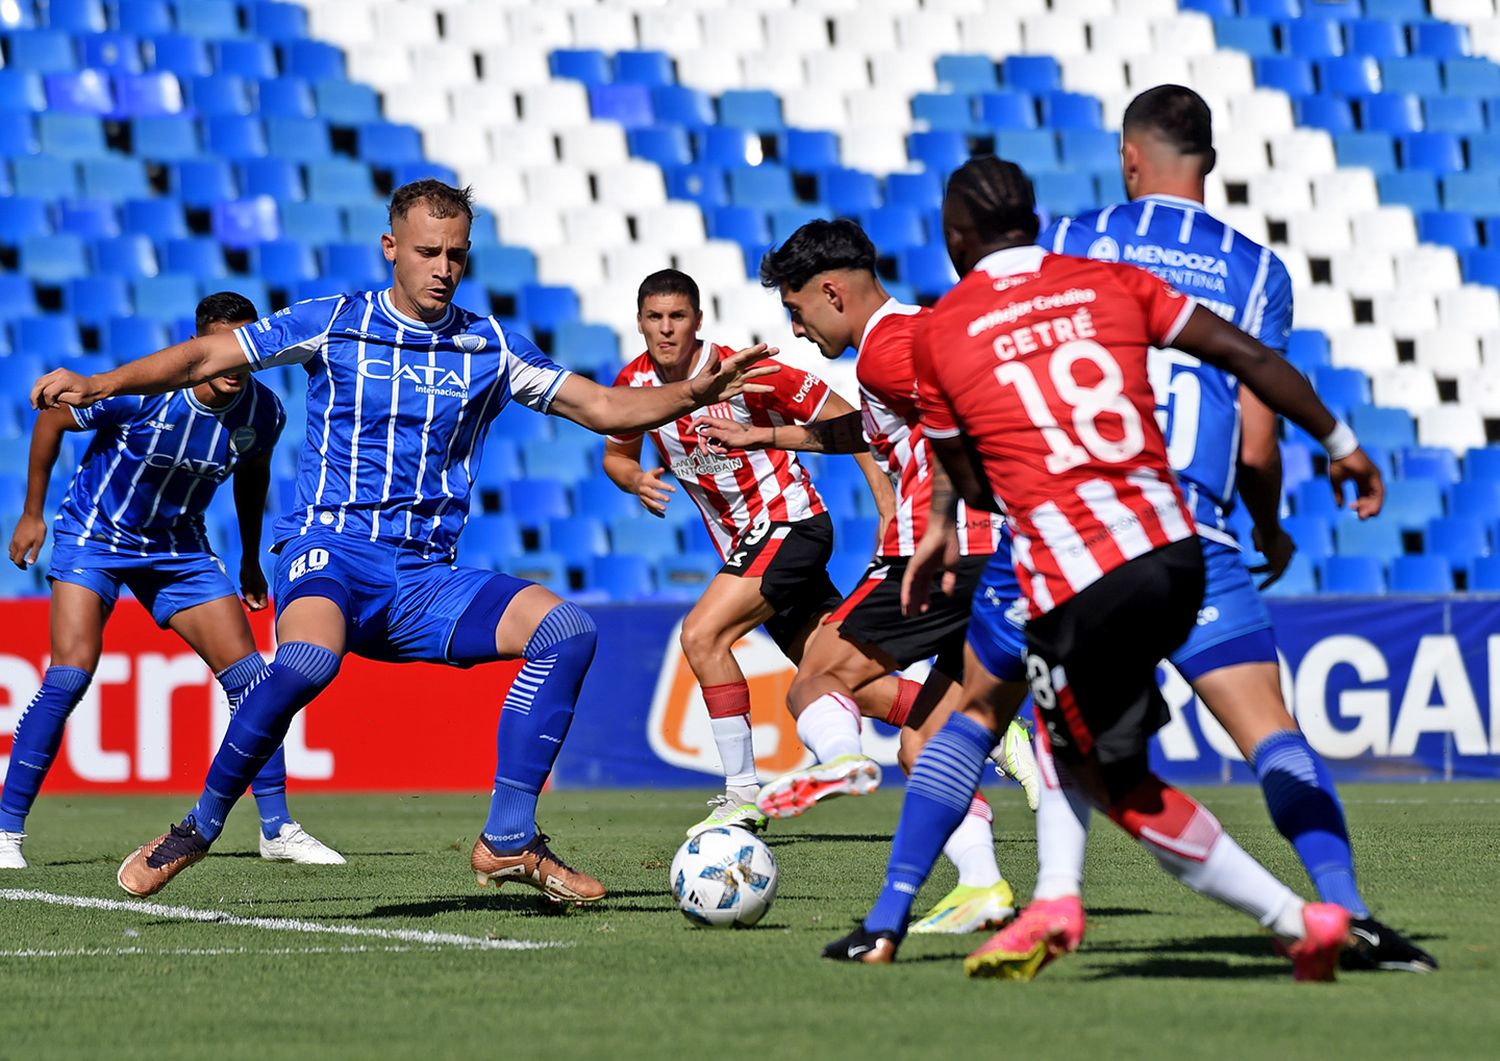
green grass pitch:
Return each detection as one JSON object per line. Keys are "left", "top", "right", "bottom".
{"left": 1, "top": 783, "right": 1496, "bottom": 1059}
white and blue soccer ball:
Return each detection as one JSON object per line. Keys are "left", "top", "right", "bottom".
{"left": 669, "top": 826, "right": 778, "bottom": 928}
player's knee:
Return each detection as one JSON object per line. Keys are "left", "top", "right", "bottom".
{"left": 1107, "top": 773, "right": 1223, "bottom": 863}
{"left": 269, "top": 641, "right": 341, "bottom": 703}
{"left": 896, "top": 728, "right": 922, "bottom": 775}
{"left": 524, "top": 601, "right": 597, "bottom": 665}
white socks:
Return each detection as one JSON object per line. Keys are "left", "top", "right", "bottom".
{"left": 709, "top": 714, "right": 759, "bottom": 792}
{"left": 1148, "top": 832, "right": 1307, "bottom": 938}
{"left": 943, "top": 795, "right": 1002, "bottom": 888}
{"left": 1032, "top": 760, "right": 1093, "bottom": 902}
{"left": 796, "top": 692, "right": 864, "bottom": 762}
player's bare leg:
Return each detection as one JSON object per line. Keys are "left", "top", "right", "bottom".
{"left": 169, "top": 596, "right": 344, "bottom": 866}
{"left": 469, "top": 584, "right": 605, "bottom": 903}
{"left": 0, "top": 582, "right": 109, "bottom": 869}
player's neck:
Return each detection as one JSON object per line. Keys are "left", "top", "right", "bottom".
{"left": 848, "top": 283, "right": 895, "bottom": 348}
{"left": 386, "top": 286, "right": 449, "bottom": 325}
{"left": 1132, "top": 178, "right": 1206, "bottom": 206}
{"left": 191, "top": 381, "right": 234, "bottom": 409}
{"left": 654, "top": 338, "right": 703, "bottom": 384}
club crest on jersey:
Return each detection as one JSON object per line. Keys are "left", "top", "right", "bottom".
{"left": 453, "top": 333, "right": 487, "bottom": 353}
{"left": 1087, "top": 235, "right": 1120, "bottom": 262}
{"left": 357, "top": 351, "right": 468, "bottom": 398}
{"left": 229, "top": 426, "right": 257, "bottom": 453}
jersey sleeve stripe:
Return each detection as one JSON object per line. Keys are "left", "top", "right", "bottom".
{"left": 922, "top": 424, "right": 962, "bottom": 439}
{"left": 803, "top": 387, "right": 832, "bottom": 423}
{"left": 234, "top": 325, "right": 260, "bottom": 368}
{"left": 1161, "top": 298, "right": 1196, "bottom": 348}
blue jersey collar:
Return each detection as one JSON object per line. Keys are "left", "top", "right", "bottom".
{"left": 1138, "top": 193, "right": 1205, "bottom": 211}
{"left": 184, "top": 383, "right": 247, "bottom": 416}
{"left": 376, "top": 288, "right": 458, "bottom": 334}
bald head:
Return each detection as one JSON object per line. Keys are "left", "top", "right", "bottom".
{"left": 941, "top": 156, "right": 1040, "bottom": 275}
{"left": 1120, "top": 85, "right": 1216, "bottom": 201}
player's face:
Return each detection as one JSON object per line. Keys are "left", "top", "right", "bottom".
{"left": 779, "top": 280, "right": 850, "bottom": 359}
{"left": 941, "top": 195, "right": 980, "bottom": 276}
{"left": 637, "top": 294, "right": 703, "bottom": 371}
{"left": 200, "top": 318, "right": 253, "bottom": 397}
{"left": 382, "top": 205, "right": 471, "bottom": 321}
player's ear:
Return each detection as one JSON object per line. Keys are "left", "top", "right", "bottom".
{"left": 380, "top": 231, "right": 397, "bottom": 263}
{"left": 822, "top": 277, "right": 842, "bottom": 312}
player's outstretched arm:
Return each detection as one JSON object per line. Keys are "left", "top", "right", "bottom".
{"left": 550, "top": 343, "right": 778, "bottom": 435}
{"left": 8, "top": 407, "right": 75, "bottom": 570}
{"left": 901, "top": 440, "right": 994, "bottom": 616}
{"left": 231, "top": 454, "right": 272, "bottom": 611}
{"left": 602, "top": 436, "right": 675, "bottom": 518}
{"left": 31, "top": 331, "right": 248, "bottom": 411}
{"left": 693, "top": 409, "right": 865, "bottom": 455}
{"left": 1174, "top": 306, "right": 1383, "bottom": 518}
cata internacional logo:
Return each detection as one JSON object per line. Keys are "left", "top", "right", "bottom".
{"left": 644, "top": 621, "right": 903, "bottom": 780}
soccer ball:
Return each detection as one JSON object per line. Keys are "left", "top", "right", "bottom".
{"left": 669, "top": 826, "right": 778, "bottom": 928}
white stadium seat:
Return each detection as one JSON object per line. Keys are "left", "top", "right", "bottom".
{"left": 870, "top": 52, "right": 938, "bottom": 95}
{"left": 605, "top": 245, "right": 671, "bottom": 286}
{"left": 833, "top": 12, "right": 898, "bottom": 53}
{"left": 782, "top": 88, "right": 849, "bottom": 130}
{"left": 846, "top": 88, "right": 914, "bottom": 133}
{"left": 421, "top": 122, "right": 493, "bottom": 168}
{"left": 1053, "top": 0, "right": 1116, "bottom": 16}
{"left": 1330, "top": 249, "right": 1396, "bottom": 297}
{"left": 519, "top": 82, "right": 592, "bottom": 127}
{"left": 1286, "top": 211, "right": 1351, "bottom": 253}
{"left": 1023, "top": 14, "right": 1089, "bottom": 57}
{"left": 477, "top": 46, "right": 552, "bottom": 89}
{"left": 741, "top": 51, "right": 807, "bottom": 94}
{"left": 410, "top": 43, "right": 479, "bottom": 89}
{"left": 451, "top": 83, "right": 520, "bottom": 126}
{"left": 1189, "top": 52, "right": 1254, "bottom": 96}
{"left": 1395, "top": 246, "right": 1464, "bottom": 294}
{"left": 636, "top": 203, "right": 709, "bottom": 253}
{"left": 717, "top": 283, "right": 789, "bottom": 335}
{"left": 499, "top": 205, "right": 566, "bottom": 247}
{"left": 596, "top": 161, "right": 668, "bottom": 210}
{"left": 677, "top": 50, "right": 748, "bottom": 94}
{"left": 1372, "top": 291, "right": 1440, "bottom": 335}
{"left": 1440, "top": 286, "right": 1500, "bottom": 331}
{"left": 383, "top": 84, "right": 454, "bottom": 127}
{"left": 1269, "top": 130, "right": 1338, "bottom": 176}
{"left": 440, "top": 3, "right": 512, "bottom": 48}
{"left": 1471, "top": 20, "right": 1500, "bottom": 63}
{"left": 704, "top": 10, "right": 769, "bottom": 54}
{"left": 805, "top": 52, "right": 870, "bottom": 93}
{"left": 638, "top": 11, "right": 704, "bottom": 54}
{"left": 767, "top": 10, "right": 831, "bottom": 55}
{"left": 1089, "top": 16, "right": 1153, "bottom": 57}
{"left": 1213, "top": 134, "right": 1270, "bottom": 180}
{"left": 1126, "top": 54, "right": 1192, "bottom": 93}
{"left": 1329, "top": 326, "right": 1399, "bottom": 373}
{"left": 675, "top": 242, "right": 752, "bottom": 294}
{"left": 1293, "top": 287, "right": 1355, "bottom": 332}
{"left": 1455, "top": 370, "right": 1500, "bottom": 415}
{"left": 558, "top": 123, "right": 630, "bottom": 168}
{"left": 1350, "top": 207, "right": 1418, "bottom": 251}
{"left": 346, "top": 43, "right": 416, "bottom": 89}
{"left": 460, "top": 164, "right": 526, "bottom": 208}
{"left": 374, "top": 5, "right": 440, "bottom": 46}
{"left": 581, "top": 282, "right": 640, "bottom": 330}
{"left": 1372, "top": 366, "right": 1442, "bottom": 413}
{"left": 489, "top": 125, "right": 557, "bottom": 166}
{"left": 1418, "top": 407, "right": 1488, "bottom": 452}
{"left": 1312, "top": 170, "right": 1379, "bottom": 212}
{"left": 957, "top": 12, "right": 1023, "bottom": 57}
{"left": 1152, "top": 13, "right": 1216, "bottom": 57}
{"left": 1414, "top": 329, "right": 1484, "bottom": 375}
{"left": 897, "top": 12, "right": 962, "bottom": 55}
{"left": 306, "top": 1, "right": 377, "bottom": 47}
{"left": 1063, "top": 54, "right": 1129, "bottom": 98}
{"left": 505, "top": 8, "right": 574, "bottom": 52}
{"left": 838, "top": 124, "right": 909, "bottom": 174}
{"left": 1430, "top": 0, "right": 1495, "bottom": 18}
{"left": 1228, "top": 90, "right": 1295, "bottom": 135}
{"left": 537, "top": 245, "right": 606, "bottom": 290}
{"left": 522, "top": 164, "right": 592, "bottom": 209}
{"left": 571, "top": 8, "right": 639, "bottom": 51}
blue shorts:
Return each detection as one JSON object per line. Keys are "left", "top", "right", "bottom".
{"left": 48, "top": 539, "right": 236, "bottom": 627}
{"left": 965, "top": 548, "right": 1029, "bottom": 683}
{"left": 1167, "top": 537, "right": 1277, "bottom": 681}
{"left": 272, "top": 530, "right": 532, "bottom": 665}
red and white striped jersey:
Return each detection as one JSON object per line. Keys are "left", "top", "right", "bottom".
{"left": 610, "top": 343, "right": 830, "bottom": 558}
{"left": 858, "top": 300, "right": 1002, "bottom": 558}
{"left": 913, "top": 246, "right": 1198, "bottom": 617}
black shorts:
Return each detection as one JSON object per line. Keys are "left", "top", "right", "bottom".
{"left": 721, "top": 514, "right": 842, "bottom": 653}
{"left": 1023, "top": 538, "right": 1205, "bottom": 801}
{"left": 827, "top": 553, "right": 990, "bottom": 675}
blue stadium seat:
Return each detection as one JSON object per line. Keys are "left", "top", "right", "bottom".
{"left": 1401, "top": 446, "right": 1461, "bottom": 485}
{"left": 40, "top": 114, "right": 107, "bottom": 158}
{"left": 728, "top": 165, "right": 796, "bottom": 209}
{"left": 1425, "top": 97, "right": 1485, "bottom": 135}
{"left": 1449, "top": 478, "right": 1500, "bottom": 523}
{"left": 212, "top": 197, "right": 279, "bottom": 248}
{"left": 1383, "top": 479, "right": 1445, "bottom": 531}
{"left": 501, "top": 479, "right": 570, "bottom": 528}
{"left": 112, "top": 71, "right": 181, "bottom": 116}
{"left": 861, "top": 205, "right": 925, "bottom": 251}
{"left": 7, "top": 30, "right": 77, "bottom": 73}
{"left": 697, "top": 126, "right": 756, "bottom": 168}
{"left": 1361, "top": 93, "right": 1424, "bottom": 133}
{"left": 314, "top": 80, "right": 379, "bottom": 125}
{"left": 1334, "top": 514, "right": 1404, "bottom": 560}
{"left": 587, "top": 554, "right": 655, "bottom": 601}
{"left": 1296, "top": 95, "right": 1354, "bottom": 134}
{"left": 307, "top": 159, "right": 374, "bottom": 205}
{"left": 1346, "top": 18, "right": 1407, "bottom": 59}
{"left": 665, "top": 164, "right": 728, "bottom": 208}
{"left": 358, "top": 121, "right": 423, "bottom": 163}
{"left": 936, "top": 55, "right": 998, "bottom": 94}
{"left": 1059, "top": 129, "right": 1117, "bottom": 170}
{"left": 120, "top": 198, "right": 184, "bottom": 242}
{"left": 996, "top": 129, "right": 1060, "bottom": 172}
{"left": 518, "top": 284, "right": 580, "bottom": 331}
{"left": 49, "top": 0, "right": 108, "bottom": 32}
{"left": 907, "top": 130, "right": 969, "bottom": 173}
{"left": 1334, "top": 131, "right": 1396, "bottom": 171}
{"left": 899, "top": 245, "right": 957, "bottom": 296}
{"left": 573, "top": 475, "right": 640, "bottom": 522}
{"left": 1243, "top": 0, "right": 1298, "bottom": 17}
{"left": 1321, "top": 555, "right": 1387, "bottom": 594}
{"left": 0, "top": 70, "right": 45, "bottom": 111}
{"left": 545, "top": 516, "right": 609, "bottom": 566}
{"left": 468, "top": 245, "right": 536, "bottom": 293}
{"left": 284, "top": 40, "right": 344, "bottom": 81}
{"left": 525, "top": 431, "right": 596, "bottom": 483}
{"left": 611, "top": 517, "right": 680, "bottom": 561}
{"left": 321, "top": 241, "right": 385, "bottom": 287}
{"left": 770, "top": 205, "right": 823, "bottom": 244}
{"left": 133, "top": 114, "right": 199, "bottom": 159}
{"left": 1034, "top": 171, "right": 1095, "bottom": 217}
{"left": 779, "top": 128, "right": 839, "bottom": 171}
{"left": 653, "top": 85, "right": 714, "bottom": 129}
{"left": 21, "top": 234, "right": 89, "bottom": 283}
{"left": 177, "top": 0, "right": 241, "bottom": 39}
{"left": 116, "top": 0, "right": 172, "bottom": 35}
{"left": 886, "top": 171, "right": 942, "bottom": 209}
{"left": 147, "top": 34, "right": 211, "bottom": 78}
{"left": 104, "top": 316, "right": 167, "bottom": 360}
{"left": 506, "top": 552, "right": 569, "bottom": 593}
{"left": 589, "top": 83, "right": 653, "bottom": 128}
{"left": 45, "top": 69, "right": 114, "bottom": 114}
{"left": 162, "top": 237, "right": 226, "bottom": 279}
{"left": 1426, "top": 516, "right": 1490, "bottom": 569}
{"left": 1214, "top": 17, "right": 1277, "bottom": 58}
{"left": 1282, "top": 514, "right": 1334, "bottom": 560}
{"left": 977, "top": 90, "right": 1038, "bottom": 130}
{"left": 1471, "top": 555, "right": 1500, "bottom": 591}
{"left": 912, "top": 92, "right": 974, "bottom": 132}
{"left": 1256, "top": 57, "right": 1316, "bottom": 96}
{"left": 249, "top": 2, "right": 309, "bottom": 40}
{"left": 0, "top": 276, "right": 39, "bottom": 320}
{"left": 627, "top": 126, "right": 691, "bottom": 168}
{"left": 189, "top": 74, "right": 253, "bottom": 117}
{"left": 821, "top": 167, "right": 880, "bottom": 214}
{"left": 614, "top": 50, "right": 674, "bottom": 87}
{"left": 719, "top": 89, "right": 782, "bottom": 131}
{"left": 206, "top": 115, "right": 267, "bottom": 159}
{"left": 65, "top": 275, "right": 131, "bottom": 325}
{"left": 1377, "top": 171, "right": 1439, "bottom": 211}
{"left": 1282, "top": 441, "right": 1315, "bottom": 493}
{"left": 1381, "top": 57, "right": 1442, "bottom": 96}
{"left": 79, "top": 31, "right": 142, "bottom": 75}
{"left": 0, "top": 197, "right": 52, "bottom": 243}
{"left": 258, "top": 76, "right": 314, "bottom": 118}
{"left": 171, "top": 158, "right": 237, "bottom": 206}
{"left": 132, "top": 273, "right": 201, "bottom": 321}
{"left": 553, "top": 322, "right": 621, "bottom": 376}
{"left": 1350, "top": 403, "right": 1415, "bottom": 449}
{"left": 655, "top": 553, "right": 719, "bottom": 600}
{"left": 93, "top": 233, "right": 158, "bottom": 276}
{"left": 17, "top": 315, "right": 83, "bottom": 357}
{"left": 1284, "top": 18, "right": 1344, "bottom": 59}
{"left": 1470, "top": 133, "right": 1500, "bottom": 172}
{"left": 708, "top": 204, "right": 770, "bottom": 247}
{"left": 252, "top": 238, "right": 316, "bottom": 284}
{"left": 266, "top": 116, "right": 331, "bottom": 162}
{"left": 1179, "top": 0, "right": 1234, "bottom": 14}
{"left": 1412, "top": 22, "right": 1469, "bottom": 60}
{"left": 1417, "top": 209, "right": 1479, "bottom": 250}
{"left": 1001, "top": 55, "right": 1060, "bottom": 93}
{"left": 11, "top": 156, "right": 73, "bottom": 198}
{"left": 1286, "top": 329, "right": 1330, "bottom": 373}
{"left": 551, "top": 49, "right": 611, "bottom": 86}
{"left": 1444, "top": 57, "right": 1500, "bottom": 97}
{"left": 59, "top": 200, "right": 119, "bottom": 239}
{"left": 1462, "top": 245, "right": 1500, "bottom": 285}
{"left": 1323, "top": 57, "right": 1383, "bottom": 98}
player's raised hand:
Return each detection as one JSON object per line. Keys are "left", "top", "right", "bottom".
{"left": 691, "top": 415, "right": 772, "bottom": 453}
{"left": 1329, "top": 447, "right": 1384, "bottom": 519}
{"left": 1249, "top": 523, "right": 1296, "bottom": 590}
{"left": 240, "top": 560, "right": 269, "bottom": 611}
{"left": 688, "top": 343, "right": 779, "bottom": 405}
{"left": 635, "top": 466, "right": 676, "bottom": 517}
{"left": 9, "top": 513, "right": 46, "bottom": 570}
{"left": 31, "top": 369, "right": 104, "bottom": 411}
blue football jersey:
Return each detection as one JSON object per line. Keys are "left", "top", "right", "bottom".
{"left": 1040, "top": 194, "right": 1293, "bottom": 545}
{"left": 234, "top": 289, "right": 571, "bottom": 560}
{"left": 55, "top": 379, "right": 285, "bottom": 555}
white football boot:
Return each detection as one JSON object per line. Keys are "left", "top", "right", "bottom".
{"left": 259, "top": 822, "right": 346, "bottom": 865}
{"left": 0, "top": 831, "right": 26, "bottom": 869}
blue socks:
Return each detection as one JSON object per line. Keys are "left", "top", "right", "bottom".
{"left": 482, "top": 603, "right": 597, "bottom": 851}
{"left": 216, "top": 652, "right": 293, "bottom": 841}
{"left": 0, "top": 666, "right": 91, "bottom": 832}
{"left": 865, "top": 712, "right": 997, "bottom": 935}
{"left": 190, "top": 642, "right": 339, "bottom": 842}
{"left": 1251, "top": 729, "right": 1369, "bottom": 918}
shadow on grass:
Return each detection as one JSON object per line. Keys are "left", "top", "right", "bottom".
{"left": 1082, "top": 955, "right": 1288, "bottom": 981}
{"left": 763, "top": 833, "right": 894, "bottom": 846}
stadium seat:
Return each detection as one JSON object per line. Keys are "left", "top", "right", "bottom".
{"left": 611, "top": 517, "right": 680, "bottom": 562}
{"left": 1334, "top": 514, "right": 1404, "bottom": 560}
{"left": 655, "top": 553, "right": 720, "bottom": 600}
{"left": 586, "top": 554, "right": 655, "bottom": 601}
{"left": 1426, "top": 516, "right": 1490, "bottom": 569}
{"left": 545, "top": 516, "right": 610, "bottom": 566}
{"left": 1389, "top": 555, "right": 1455, "bottom": 593}
{"left": 1471, "top": 555, "right": 1500, "bottom": 591}
{"left": 1321, "top": 555, "right": 1387, "bottom": 594}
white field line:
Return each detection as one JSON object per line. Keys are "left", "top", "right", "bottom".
{"left": 0, "top": 889, "right": 566, "bottom": 952}
{"left": 0, "top": 946, "right": 456, "bottom": 958}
